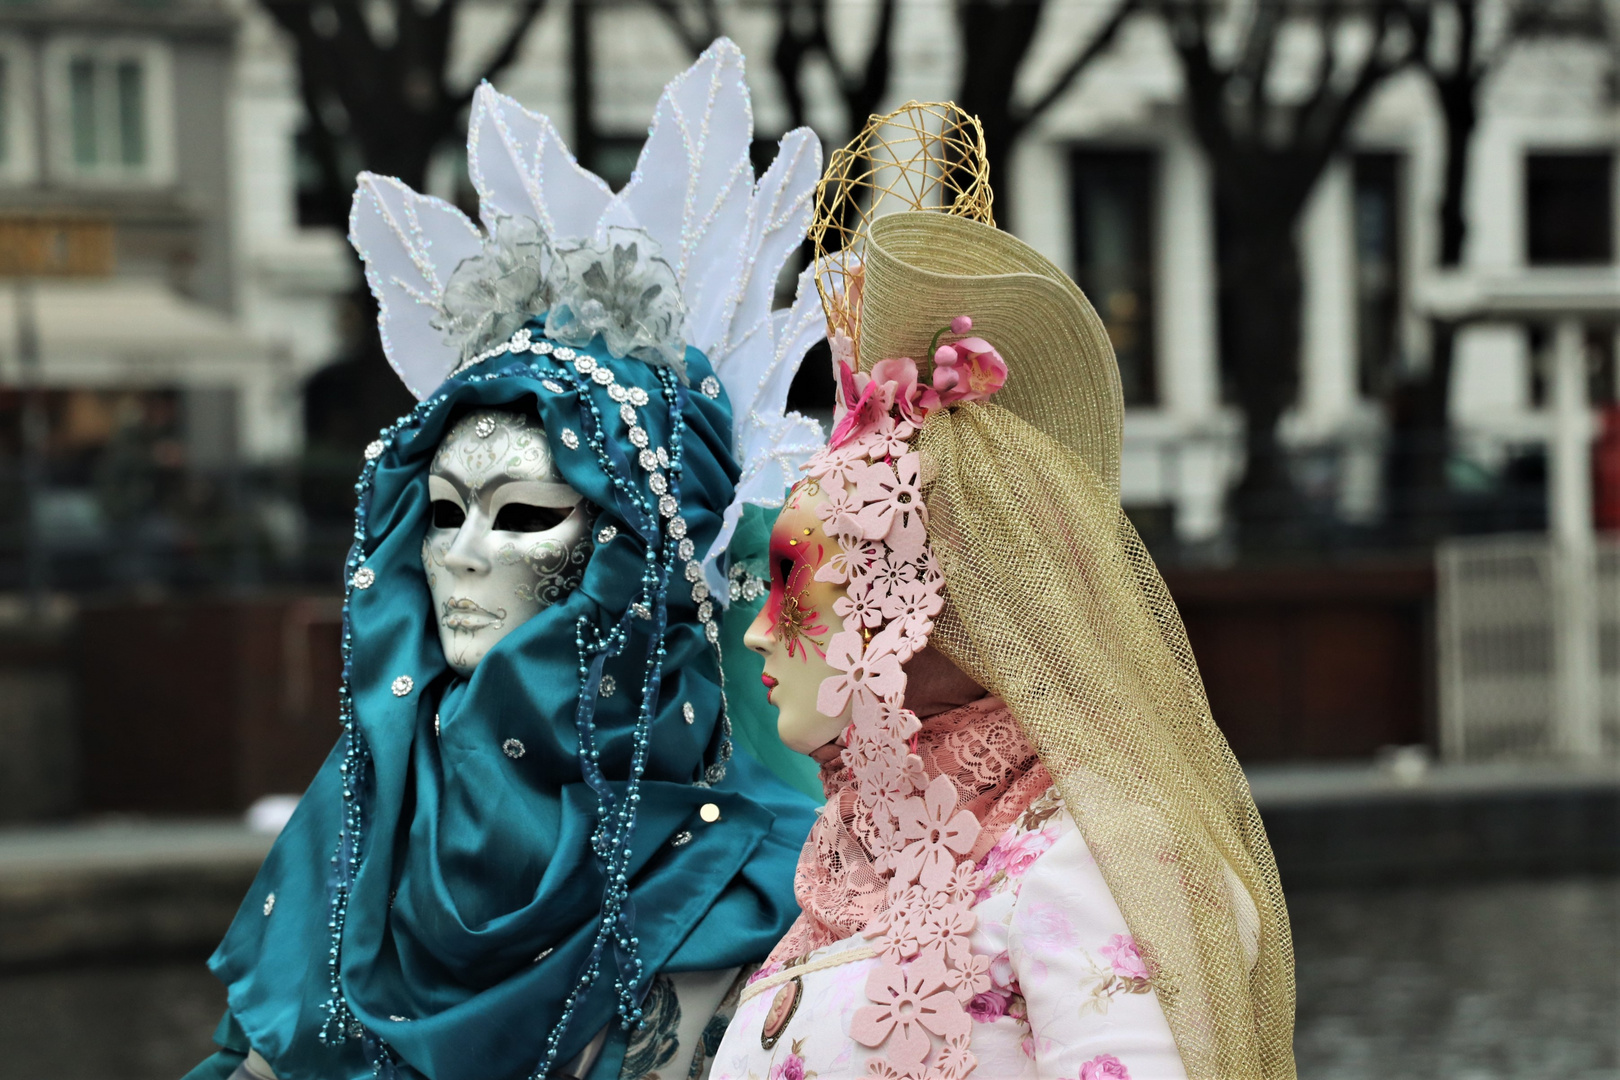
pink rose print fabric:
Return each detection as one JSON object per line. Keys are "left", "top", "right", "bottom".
{"left": 708, "top": 794, "right": 1188, "bottom": 1080}
{"left": 1076, "top": 1054, "right": 1132, "bottom": 1080}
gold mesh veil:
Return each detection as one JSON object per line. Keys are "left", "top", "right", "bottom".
{"left": 813, "top": 105, "right": 1297, "bottom": 1079}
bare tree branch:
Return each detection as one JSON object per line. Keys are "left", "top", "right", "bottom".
{"left": 1014, "top": 0, "right": 1141, "bottom": 128}
{"left": 647, "top": 0, "right": 723, "bottom": 58}
{"left": 457, "top": 0, "right": 552, "bottom": 108}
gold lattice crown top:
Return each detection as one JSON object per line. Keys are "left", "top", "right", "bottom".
{"left": 810, "top": 102, "right": 994, "bottom": 368}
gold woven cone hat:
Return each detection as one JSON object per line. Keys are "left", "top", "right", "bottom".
{"left": 858, "top": 212, "right": 1124, "bottom": 498}
{"left": 810, "top": 100, "right": 1123, "bottom": 498}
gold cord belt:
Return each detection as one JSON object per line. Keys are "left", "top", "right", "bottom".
{"left": 739, "top": 945, "right": 879, "bottom": 1005}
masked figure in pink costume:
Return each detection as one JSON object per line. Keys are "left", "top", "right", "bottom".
{"left": 710, "top": 106, "right": 1297, "bottom": 1080}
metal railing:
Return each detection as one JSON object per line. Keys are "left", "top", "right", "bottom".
{"left": 1438, "top": 534, "right": 1620, "bottom": 762}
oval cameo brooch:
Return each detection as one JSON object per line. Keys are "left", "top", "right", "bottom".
{"left": 760, "top": 975, "right": 803, "bottom": 1050}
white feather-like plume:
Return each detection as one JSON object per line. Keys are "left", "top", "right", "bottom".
{"left": 348, "top": 39, "right": 826, "bottom": 594}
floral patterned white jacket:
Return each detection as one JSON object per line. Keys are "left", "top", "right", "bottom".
{"left": 711, "top": 788, "right": 1189, "bottom": 1080}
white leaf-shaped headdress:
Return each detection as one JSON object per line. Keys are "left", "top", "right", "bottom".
{"left": 348, "top": 39, "right": 826, "bottom": 591}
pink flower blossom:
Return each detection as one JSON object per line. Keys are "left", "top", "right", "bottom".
{"left": 892, "top": 775, "right": 982, "bottom": 889}
{"left": 1099, "top": 934, "right": 1149, "bottom": 980}
{"left": 988, "top": 951, "right": 1014, "bottom": 991}
{"left": 748, "top": 960, "right": 783, "bottom": 985}
{"left": 870, "top": 356, "right": 940, "bottom": 425}
{"left": 951, "top": 315, "right": 973, "bottom": 335}
{"left": 850, "top": 956, "right": 969, "bottom": 1066}
{"left": 1077, "top": 1054, "right": 1133, "bottom": 1080}
{"left": 1017, "top": 901, "right": 1077, "bottom": 952}
{"left": 817, "top": 630, "right": 905, "bottom": 716}
{"left": 771, "top": 1053, "right": 807, "bottom": 1080}
{"left": 979, "top": 827, "right": 1059, "bottom": 885}
{"left": 934, "top": 337, "right": 1008, "bottom": 406}
{"left": 830, "top": 361, "right": 894, "bottom": 449}
{"left": 967, "top": 990, "right": 1008, "bottom": 1023}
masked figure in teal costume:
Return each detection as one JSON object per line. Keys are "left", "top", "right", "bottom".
{"left": 187, "top": 42, "right": 829, "bottom": 1080}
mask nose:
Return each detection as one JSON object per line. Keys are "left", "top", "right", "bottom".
{"left": 444, "top": 509, "right": 493, "bottom": 574}
{"left": 742, "top": 605, "right": 774, "bottom": 657}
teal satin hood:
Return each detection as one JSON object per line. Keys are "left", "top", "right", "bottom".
{"left": 208, "top": 325, "right": 817, "bottom": 1080}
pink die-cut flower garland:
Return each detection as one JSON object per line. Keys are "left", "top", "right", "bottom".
{"left": 794, "top": 315, "right": 1013, "bottom": 1080}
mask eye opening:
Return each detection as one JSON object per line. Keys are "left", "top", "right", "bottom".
{"left": 493, "top": 502, "right": 571, "bottom": 533}
{"left": 432, "top": 500, "right": 466, "bottom": 529}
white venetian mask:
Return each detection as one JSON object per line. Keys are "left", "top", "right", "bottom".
{"left": 422, "top": 408, "right": 592, "bottom": 676}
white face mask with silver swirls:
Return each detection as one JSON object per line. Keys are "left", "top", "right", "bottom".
{"left": 422, "top": 409, "right": 592, "bottom": 676}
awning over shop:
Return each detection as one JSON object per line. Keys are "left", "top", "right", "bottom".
{"left": 0, "top": 278, "right": 275, "bottom": 385}
{"left": 0, "top": 277, "right": 298, "bottom": 460}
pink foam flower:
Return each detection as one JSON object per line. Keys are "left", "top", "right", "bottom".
{"left": 892, "top": 775, "right": 982, "bottom": 889}
{"left": 944, "top": 862, "right": 984, "bottom": 905}
{"left": 818, "top": 629, "right": 906, "bottom": 716}
{"left": 943, "top": 950, "right": 992, "bottom": 1001}
{"left": 830, "top": 329, "right": 857, "bottom": 372}
{"left": 880, "top": 580, "right": 945, "bottom": 634}
{"left": 866, "top": 553, "right": 910, "bottom": 596}
{"left": 850, "top": 956, "right": 969, "bottom": 1065}
{"left": 818, "top": 540, "right": 881, "bottom": 585}
{"left": 868, "top": 619, "right": 925, "bottom": 664}
{"left": 815, "top": 482, "right": 866, "bottom": 541}
{"left": 875, "top": 695, "right": 923, "bottom": 741}
{"left": 804, "top": 439, "right": 867, "bottom": 488}
{"left": 855, "top": 453, "right": 927, "bottom": 556}
{"left": 834, "top": 590, "right": 885, "bottom": 629}
{"left": 935, "top": 1031, "right": 977, "bottom": 1078}
{"left": 866, "top": 414, "right": 919, "bottom": 460}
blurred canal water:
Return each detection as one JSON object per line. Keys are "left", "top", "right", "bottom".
{"left": 0, "top": 877, "right": 1614, "bottom": 1079}
{"left": 1292, "top": 876, "right": 1619, "bottom": 1080}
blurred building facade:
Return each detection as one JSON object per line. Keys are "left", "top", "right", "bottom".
{"left": 0, "top": 0, "right": 306, "bottom": 456}
{"left": 226, "top": 2, "right": 1620, "bottom": 554}
{"left": 4, "top": 2, "right": 1616, "bottom": 580}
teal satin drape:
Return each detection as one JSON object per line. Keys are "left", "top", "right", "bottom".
{"left": 200, "top": 329, "right": 817, "bottom": 1080}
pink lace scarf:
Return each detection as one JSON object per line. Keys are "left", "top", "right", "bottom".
{"left": 770, "top": 697, "right": 1051, "bottom": 962}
